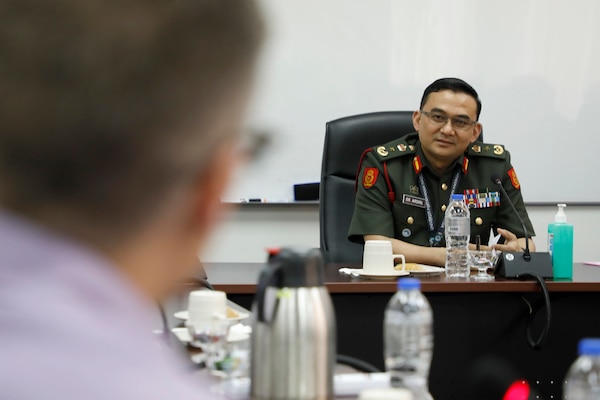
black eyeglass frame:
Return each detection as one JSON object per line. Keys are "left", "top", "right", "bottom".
{"left": 419, "top": 110, "right": 477, "bottom": 131}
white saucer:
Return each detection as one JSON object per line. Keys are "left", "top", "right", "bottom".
{"left": 351, "top": 269, "right": 410, "bottom": 279}
{"left": 174, "top": 309, "right": 250, "bottom": 322}
{"left": 407, "top": 264, "right": 445, "bottom": 276}
{"left": 171, "top": 324, "right": 251, "bottom": 344}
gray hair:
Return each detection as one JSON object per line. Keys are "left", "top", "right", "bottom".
{"left": 0, "top": 0, "right": 264, "bottom": 239}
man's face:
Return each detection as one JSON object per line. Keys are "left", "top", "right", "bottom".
{"left": 412, "top": 90, "right": 482, "bottom": 168}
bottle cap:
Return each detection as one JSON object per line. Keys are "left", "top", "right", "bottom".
{"left": 554, "top": 203, "right": 567, "bottom": 223}
{"left": 397, "top": 277, "right": 421, "bottom": 291}
{"left": 451, "top": 194, "right": 464, "bottom": 202}
{"left": 578, "top": 338, "right": 600, "bottom": 355}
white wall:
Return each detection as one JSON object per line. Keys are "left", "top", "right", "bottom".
{"left": 203, "top": 204, "right": 320, "bottom": 263}
{"left": 229, "top": 0, "right": 600, "bottom": 203}
{"left": 204, "top": 1, "right": 600, "bottom": 263}
{"left": 202, "top": 205, "right": 598, "bottom": 264}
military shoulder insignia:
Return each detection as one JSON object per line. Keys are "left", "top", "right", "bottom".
{"left": 372, "top": 137, "right": 417, "bottom": 161}
{"left": 363, "top": 167, "right": 379, "bottom": 189}
{"left": 508, "top": 167, "right": 521, "bottom": 190}
{"left": 468, "top": 142, "right": 507, "bottom": 159}
{"left": 376, "top": 146, "right": 388, "bottom": 157}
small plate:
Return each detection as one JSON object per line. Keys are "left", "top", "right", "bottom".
{"left": 406, "top": 264, "right": 445, "bottom": 276}
{"left": 171, "top": 327, "right": 192, "bottom": 342}
{"left": 174, "top": 309, "right": 250, "bottom": 322}
{"left": 352, "top": 269, "right": 410, "bottom": 279}
{"left": 172, "top": 324, "right": 251, "bottom": 344}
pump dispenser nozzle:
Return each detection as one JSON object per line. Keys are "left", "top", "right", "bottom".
{"left": 555, "top": 203, "right": 567, "bottom": 223}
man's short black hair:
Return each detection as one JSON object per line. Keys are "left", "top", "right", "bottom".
{"left": 420, "top": 78, "right": 482, "bottom": 120}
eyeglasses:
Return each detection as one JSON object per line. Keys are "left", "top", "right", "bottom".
{"left": 420, "top": 110, "right": 476, "bottom": 131}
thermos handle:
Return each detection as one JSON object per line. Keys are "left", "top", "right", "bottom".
{"left": 255, "top": 262, "right": 280, "bottom": 324}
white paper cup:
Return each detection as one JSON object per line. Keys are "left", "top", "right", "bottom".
{"left": 187, "top": 289, "right": 227, "bottom": 325}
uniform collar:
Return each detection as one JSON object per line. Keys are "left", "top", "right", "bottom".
{"left": 415, "top": 141, "right": 467, "bottom": 177}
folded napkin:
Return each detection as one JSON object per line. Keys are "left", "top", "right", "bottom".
{"left": 338, "top": 268, "right": 362, "bottom": 277}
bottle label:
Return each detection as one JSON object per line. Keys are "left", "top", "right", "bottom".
{"left": 548, "top": 233, "right": 554, "bottom": 256}
{"left": 447, "top": 226, "right": 460, "bottom": 235}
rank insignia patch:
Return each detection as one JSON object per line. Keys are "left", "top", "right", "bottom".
{"left": 508, "top": 168, "right": 521, "bottom": 190}
{"left": 462, "top": 156, "right": 469, "bottom": 174}
{"left": 363, "top": 167, "right": 379, "bottom": 189}
{"left": 412, "top": 156, "right": 422, "bottom": 175}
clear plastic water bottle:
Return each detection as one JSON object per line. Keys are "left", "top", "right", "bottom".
{"left": 384, "top": 278, "right": 433, "bottom": 400}
{"left": 445, "top": 193, "right": 470, "bottom": 278}
{"left": 564, "top": 338, "right": 600, "bottom": 399}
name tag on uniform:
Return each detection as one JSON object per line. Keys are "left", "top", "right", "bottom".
{"left": 402, "top": 194, "right": 425, "bottom": 208}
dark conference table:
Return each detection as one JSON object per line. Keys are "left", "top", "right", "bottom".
{"left": 192, "top": 262, "right": 600, "bottom": 400}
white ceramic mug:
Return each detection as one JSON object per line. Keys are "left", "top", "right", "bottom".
{"left": 362, "top": 240, "right": 406, "bottom": 275}
{"left": 187, "top": 289, "right": 227, "bottom": 325}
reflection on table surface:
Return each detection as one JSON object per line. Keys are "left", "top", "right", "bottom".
{"left": 189, "top": 262, "right": 600, "bottom": 294}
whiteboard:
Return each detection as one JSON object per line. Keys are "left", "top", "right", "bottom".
{"left": 222, "top": 0, "right": 600, "bottom": 203}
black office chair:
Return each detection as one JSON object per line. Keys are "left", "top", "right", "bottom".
{"left": 319, "top": 111, "right": 416, "bottom": 263}
{"left": 319, "top": 111, "right": 485, "bottom": 264}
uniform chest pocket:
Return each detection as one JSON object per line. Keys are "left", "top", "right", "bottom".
{"left": 469, "top": 206, "right": 497, "bottom": 244}
{"left": 392, "top": 201, "right": 429, "bottom": 243}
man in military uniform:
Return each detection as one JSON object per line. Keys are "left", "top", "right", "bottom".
{"left": 348, "top": 78, "right": 535, "bottom": 267}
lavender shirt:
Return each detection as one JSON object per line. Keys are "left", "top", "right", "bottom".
{"left": 0, "top": 210, "right": 220, "bottom": 399}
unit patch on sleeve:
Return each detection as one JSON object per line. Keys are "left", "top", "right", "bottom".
{"left": 362, "top": 167, "right": 379, "bottom": 189}
{"left": 508, "top": 168, "right": 521, "bottom": 190}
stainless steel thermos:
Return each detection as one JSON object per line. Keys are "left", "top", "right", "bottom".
{"left": 250, "top": 248, "right": 336, "bottom": 400}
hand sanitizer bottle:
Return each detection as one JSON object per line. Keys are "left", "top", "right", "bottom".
{"left": 548, "top": 203, "right": 573, "bottom": 279}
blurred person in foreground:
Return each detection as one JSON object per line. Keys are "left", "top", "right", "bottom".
{"left": 0, "top": 1, "right": 263, "bottom": 398}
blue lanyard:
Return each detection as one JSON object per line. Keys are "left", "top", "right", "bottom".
{"left": 417, "top": 168, "right": 462, "bottom": 247}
